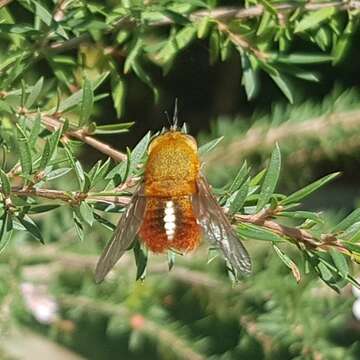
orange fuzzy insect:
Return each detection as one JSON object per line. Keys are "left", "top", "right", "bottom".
{"left": 95, "top": 120, "right": 251, "bottom": 283}
{"left": 139, "top": 131, "right": 201, "bottom": 253}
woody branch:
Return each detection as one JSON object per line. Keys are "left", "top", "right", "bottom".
{"left": 46, "top": 1, "right": 360, "bottom": 54}
{"left": 0, "top": 182, "right": 349, "bottom": 254}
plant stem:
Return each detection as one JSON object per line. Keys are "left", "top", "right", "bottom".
{"left": 2, "top": 184, "right": 349, "bottom": 255}
{"left": 47, "top": 1, "right": 360, "bottom": 53}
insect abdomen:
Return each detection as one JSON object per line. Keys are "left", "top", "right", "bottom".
{"left": 138, "top": 197, "right": 201, "bottom": 253}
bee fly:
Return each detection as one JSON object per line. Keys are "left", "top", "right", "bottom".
{"left": 95, "top": 105, "right": 251, "bottom": 283}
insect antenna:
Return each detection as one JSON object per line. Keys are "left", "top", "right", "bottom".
{"left": 163, "top": 110, "right": 171, "bottom": 132}
{"left": 170, "top": 98, "right": 179, "bottom": 131}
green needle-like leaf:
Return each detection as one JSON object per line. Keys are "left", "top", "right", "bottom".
{"left": 256, "top": 143, "right": 281, "bottom": 212}
{"left": 281, "top": 172, "right": 340, "bottom": 206}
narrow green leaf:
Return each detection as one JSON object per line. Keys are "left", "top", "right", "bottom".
{"left": 16, "top": 125, "right": 32, "bottom": 177}
{"left": 209, "top": 29, "right": 220, "bottom": 65}
{"left": 57, "top": 76, "right": 109, "bottom": 113}
{"left": 75, "top": 160, "right": 85, "bottom": 184}
{"left": 197, "top": 16, "right": 211, "bottom": 39}
{"left": 229, "top": 177, "right": 249, "bottom": 215}
{"left": 295, "top": 7, "right": 336, "bottom": 33}
{"left": 329, "top": 249, "right": 349, "bottom": 277}
{"left": 158, "top": 25, "right": 197, "bottom": 64}
{"left": 111, "top": 73, "right": 126, "bottom": 118}
{"left": 161, "top": 9, "right": 190, "bottom": 25}
{"left": 46, "top": 167, "right": 72, "bottom": 181}
{"left": 281, "top": 172, "right": 340, "bottom": 206}
{"left": 63, "top": 144, "right": 81, "bottom": 187}
{"left": 48, "top": 128, "right": 62, "bottom": 162}
{"left": 82, "top": 173, "right": 92, "bottom": 193}
{"left": 0, "top": 169, "right": 11, "bottom": 197}
{"left": 124, "top": 38, "right": 143, "bottom": 74}
{"left": 237, "top": 223, "right": 283, "bottom": 242}
{"left": 332, "top": 209, "right": 360, "bottom": 233}
{"left": 333, "top": 17, "right": 359, "bottom": 65}
{"left": 29, "top": 111, "right": 42, "bottom": 148}
{"left": 0, "top": 213, "right": 12, "bottom": 254}
{"left": 199, "top": 136, "right": 223, "bottom": 156}
{"left": 250, "top": 169, "right": 266, "bottom": 187}
{"left": 340, "top": 222, "right": 360, "bottom": 241}
{"left": 271, "top": 53, "right": 333, "bottom": 64}
{"left": 134, "top": 240, "right": 148, "bottom": 280}
{"left": 241, "top": 53, "right": 258, "bottom": 100}
{"left": 228, "top": 161, "right": 249, "bottom": 193}
{"left": 59, "top": 91, "right": 82, "bottom": 112}
{"left": 25, "top": 77, "right": 43, "bottom": 108}
{"left": 94, "top": 122, "right": 134, "bottom": 135}
{"left": 18, "top": 215, "right": 44, "bottom": 243}
{"left": 269, "top": 72, "right": 294, "bottom": 103}
{"left": 0, "top": 51, "right": 23, "bottom": 72}
{"left": 256, "top": 144, "right": 281, "bottom": 212}
{"left": 90, "top": 158, "right": 111, "bottom": 188}
{"left": 273, "top": 244, "right": 301, "bottom": 282}
{"left": 129, "top": 131, "right": 151, "bottom": 175}
{"left": 39, "top": 139, "right": 51, "bottom": 170}
{"left": 34, "top": 1, "right": 52, "bottom": 26}
{"left": 259, "top": 0, "right": 277, "bottom": 15}
{"left": 220, "top": 37, "right": 233, "bottom": 62}
{"left": 280, "top": 64, "right": 320, "bottom": 82}
{"left": 167, "top": 251, "right": 176, "bottom": 271}
{"left": 132, "top": 61, "right": 159, "bottom": 102}
{"left": 314, "top": 26, "right": 331, "bottom": 51}
{"left": 279, "top": 211, "right": 323, "bottom": 224}
{"left": 73, "top": 211, "right": 84, "bottom": 241}
{"left": 317, "top": 261, "right": 333, "bottom": 282}
{"left": 79, "top": 201, "right": 94, "bottom": 226}
{"left": 0, "top": 100, "right": 12, "bottom": 114}
{"left": 93, "top": 213, "right": 116, "bottom": 231}
{"left": 257, "top": 10, "right": 273, "bottom": 36}
{"left": 79, "top": 78, "right": 94, "bottom": 126}
{"left": 27, "top": 204, "right": 60, "bottom": 214}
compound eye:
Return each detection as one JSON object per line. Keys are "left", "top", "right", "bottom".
{"left": 184, "top": 134, "right": 197, "bottom": 150}
{"left": 148, "top": 136, "right": 161, "bottom": 154}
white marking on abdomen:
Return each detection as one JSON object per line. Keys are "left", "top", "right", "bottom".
{"left": 164, "top": 201, "right": 176, "bottom": 241}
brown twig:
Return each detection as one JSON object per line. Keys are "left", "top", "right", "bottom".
{"left": 216, "top": 20, "right": 268, "bottom": 60}
{"left": 66, "top": 129, "right": 127, "bottom": 162}
{"left": 0, "top": 0, "right": 13, "bottom": 9}
{"left": 235, "top": 211, "right": 351, "bottom": 255}
{"left": 0, "top": 186, "right": 130, "bottom": 205}
{"left": 27, "top": 113, "right": 127, "bottom": 163}
{"left": 239, "top": 315, "right": 274, "bottom": 354}
{"left": 46, "top": 1, "right": 360, "bottom": 54}
{"left": 4, "top": 182, "right": 347, "bottom": 254}
{"left": 236, "top": 213, "right": 321, "bottom": 248}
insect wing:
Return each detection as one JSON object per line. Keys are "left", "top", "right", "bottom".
{"left": 95, "top": 186, "right": 146, "bottom": 283}
{"left": 193, "top": 175, "right": 251, "bottom": 276}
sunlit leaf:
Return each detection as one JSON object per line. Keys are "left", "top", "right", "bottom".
{"left": 256, "top": 143, "right": 281, "bottom": 212}
{"left": 79, "top": 78, "right": 94, "bottom": 126}
{"left": 281, "top": 172, "right": 340, "bottom": 206}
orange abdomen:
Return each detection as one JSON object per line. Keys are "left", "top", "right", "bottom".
{"left": 138, "top": 197, "right": 201, "bottom": 253}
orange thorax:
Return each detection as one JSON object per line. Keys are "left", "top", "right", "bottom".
{"left": 144, "top": 131, "right": 200, "bottom": 197}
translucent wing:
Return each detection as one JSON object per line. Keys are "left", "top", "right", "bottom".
{"left": 95, "top": 185, "right": 146, "bottom": 283}
{"left": 193, "top": 175, "right": 251, "bottom": 276}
